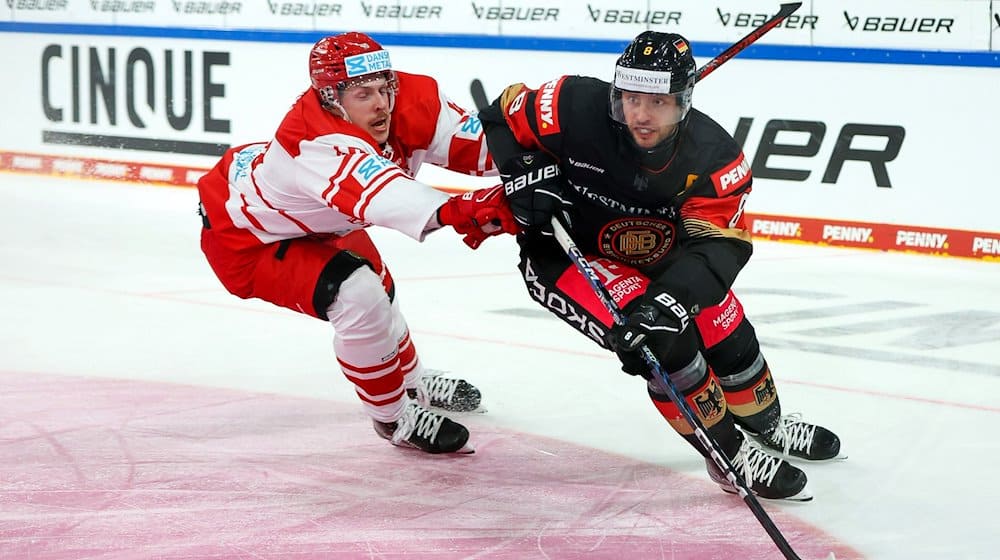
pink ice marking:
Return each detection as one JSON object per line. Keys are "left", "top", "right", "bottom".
{"left": 0, "top": 371, "right": 861, "bottom": 559}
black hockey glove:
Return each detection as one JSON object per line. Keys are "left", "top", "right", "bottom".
{"left": 499, "top": 151, "right": 564, "bottom": 233}
{"left": 607, "top": 290, "right": 692, "bottom": 376}
{"left": 607, "top": 340, "right": 651, "bottom": 378}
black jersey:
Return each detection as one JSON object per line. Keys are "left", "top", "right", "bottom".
{"left": 481, "top": 75, "right": 754, "bottom": 311}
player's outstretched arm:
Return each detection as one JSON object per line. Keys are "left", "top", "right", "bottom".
{"left": 435, "top": 185, "right": 519, "bottom": 249}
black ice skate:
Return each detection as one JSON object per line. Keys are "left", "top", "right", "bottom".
{"left": 407, "top": 372, "right": 483, "bottom": 413}
{"left": 374, "top": 401, "right": 474, "bottom": 454}
{"left": 745, "top": 413, "right": 843, "bottom": 461}
{"left": 706, "top": 435, "right": 812, "bottom": 501}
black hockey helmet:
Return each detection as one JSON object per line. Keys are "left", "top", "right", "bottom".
{"left": 610, "top": 31, "right": 696, "bottom": 127}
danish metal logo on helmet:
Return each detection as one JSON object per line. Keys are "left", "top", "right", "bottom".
{"left": 613, "top": 67, "right": 673, "bottom": 94}
{"left": 344, "top": 50, "right": 392, "bottom": 78}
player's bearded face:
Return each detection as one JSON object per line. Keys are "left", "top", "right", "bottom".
{"left": 339, "top": 77, "right": 394, "bottom": 144}
{"left": 621, "top": 92, "right": 680, "bottom": 149}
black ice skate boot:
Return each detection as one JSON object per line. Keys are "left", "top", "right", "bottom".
{"left": 374, "top": 401, "right": 474, "bottom": 454}
{"left": 744, "top": 413, "right": 843, "bottom": 461}
{"left": 706, "top": 433, "right": 812, "bottom": 501}
{"left": 406, "top": 372, "right": 483, "bottom": 413}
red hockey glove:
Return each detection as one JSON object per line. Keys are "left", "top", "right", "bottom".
{"left": 437, "top": 185, "right": 520, "bottom": 249}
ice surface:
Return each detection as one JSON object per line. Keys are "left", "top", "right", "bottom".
{"left": 1, "top": 174, "right": 998, "bottom": 559}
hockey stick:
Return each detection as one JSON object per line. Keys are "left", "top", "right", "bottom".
{"left": 696, "top": 2, "right": 803, "bottom": 83}
{"left": 550, "top": 216, "right": 813, "bottom": 560}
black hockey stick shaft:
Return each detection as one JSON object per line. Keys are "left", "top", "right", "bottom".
{"left": 696, "top": 2, "right": 802, "bottom": 83}
{"left": 549, "top": 216, "right": 803, "bottom": 560}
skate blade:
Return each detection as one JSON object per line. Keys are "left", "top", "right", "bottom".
{"left": 461, "top": 404, "right": 487, "bottom": 414}
{"left": 786, "top": 452, "right": 848, "bottom": 464}
{"left": 719, "top": 484, "right": 813, "bottom": 502}
{"left": 389, "top": 441, "right": 476, "bottom": 455}
{"left": 455, "top": 441, "right": 476, "bottom": 454}
{"left": 432, "top": 402, "right": 488, "bottom": 415}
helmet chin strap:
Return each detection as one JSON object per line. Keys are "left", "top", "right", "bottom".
{"left": 627, "top": 124, "right": 680, "bottom": 171}
{"left": 330, "top": 99, "right": 350, "bottom": 122}
{"left": 317, "top": 86, "right": 351, "bottom": 122}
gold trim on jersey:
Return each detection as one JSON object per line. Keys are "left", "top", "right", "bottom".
{"left": 499, "top": 83, "right": 528, "bottom": 113}
{"left": 683, "top": 217, "right": 752, "bottom": 243}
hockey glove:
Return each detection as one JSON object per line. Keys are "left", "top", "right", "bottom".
{"left": 437, "top": 185, "right": 519, "bottom": 249}
{"left": 606, "top": 339, "right": 651, "bottom": 378}
{"left": 499, "top": 151, "right": 565, "bottom": 233}
{"left": 608, "top": 290, "right": 692, "bottom": 374}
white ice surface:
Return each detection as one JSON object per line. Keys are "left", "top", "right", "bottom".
{"left": 1, "top": 173, "right": 998, "bottom": 559}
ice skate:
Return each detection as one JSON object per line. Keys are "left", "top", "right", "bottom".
{"left": 706, "top": 435, "right": 812, "bottom": 501}
{"left": 745, "top": 413, "right": 843, "bottom": 461}
{"left": 374, "top": 401, "right": 475, "bottom": 454}
{"left": 407, "top": 371, "right": 484, "bottom": 413}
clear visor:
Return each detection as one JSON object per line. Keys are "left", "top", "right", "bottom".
{"left": 337, "top": 70, "right": 398, "bottom": 95}
{"left": 609, "top": 87, "right": 691, "bottom": 127}
{"left": 320, "top": 70, "right": 399, "bottom": 115}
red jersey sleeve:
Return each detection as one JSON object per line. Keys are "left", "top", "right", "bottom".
{"left": 494, "top": 76, "right": 570, "bottom": 154}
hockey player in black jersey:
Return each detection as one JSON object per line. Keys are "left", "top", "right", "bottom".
{"left": 480, "top": 31, "right": 841, "bottom": 500}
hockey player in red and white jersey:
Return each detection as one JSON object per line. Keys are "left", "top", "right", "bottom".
{"left": 197, "top": 32, "right": 517, "bottom": 454}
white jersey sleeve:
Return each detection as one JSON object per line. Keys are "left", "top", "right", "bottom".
{"left": 236, "top": 133, "right": 448, "bottom": 244}
{"left": 412, "top": 90, "right": 497, "bottom": 178}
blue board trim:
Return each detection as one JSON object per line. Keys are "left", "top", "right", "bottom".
{"left": 1, "top": 21, "right": 998, "bottom": 68}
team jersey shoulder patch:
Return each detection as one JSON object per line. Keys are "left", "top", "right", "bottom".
{"left": 499, "top": 83, "right": 529, "bottom": 116}
{"left": 710, "top": 151, "right": 751, "bottom": 197}
{"left": 534, "top": 76, "right": 566, "bottom": 136}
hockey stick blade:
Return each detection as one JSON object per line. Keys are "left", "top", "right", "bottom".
{"left": 696, "top": 2, "right": 802, "bottom": 83}
{"left": 470, "top": 79, "right": 490, "bottom": 111}
{"left": 550, "top": 215, "right": 809, "bottom": 560}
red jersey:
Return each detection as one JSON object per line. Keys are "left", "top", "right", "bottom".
{"left": 198, "top": 71, "right": 495, "bottom": 251}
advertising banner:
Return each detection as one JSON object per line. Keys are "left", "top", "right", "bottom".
{"left": 1, "top": 15, "right": 998, "bottom": 259}
{"left": 2, "top": 1, "right": 997, "bottom": 50}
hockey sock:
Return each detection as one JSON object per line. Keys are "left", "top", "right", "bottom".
{"left": 397, "top": 328, "right": 422, "bottom": 390}
{"left": 717, "top": 353, "right": 781, "bottom": 436}
{"left": 647, "top": 353, "right": 741, "bottom": 458}
{"left": 702, "top": 317, "right": 782, "bottom": 436}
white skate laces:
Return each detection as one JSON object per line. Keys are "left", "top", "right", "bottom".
{"left": 408, "top": 371, "right": 483, "bottom": 413}
{"left": 420, "top": 375, "right": 460, "bottom": 406}
{"left": 767, "top": 413, "right": 817, "bottom": 457}
{"left": 734, "top": 437, "right": 782, "bottom": 488}
{"left": 392, "top": 402, "right": 444, "bottom": 446}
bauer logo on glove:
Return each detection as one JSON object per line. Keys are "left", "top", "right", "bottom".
{"left": 501, "top": 154, "right": 560, "bottom": 197}
{"left": 499, "top": 151, "right": 565, "bottom": 230}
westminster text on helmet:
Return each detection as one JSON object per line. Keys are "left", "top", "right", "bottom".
{"left": 613, "top": 67, "right": 673, "bottom": 95}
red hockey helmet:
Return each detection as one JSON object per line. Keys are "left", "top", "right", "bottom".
{"left": 309, "top": 32, "right": 397, "bottom": 114}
